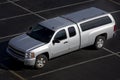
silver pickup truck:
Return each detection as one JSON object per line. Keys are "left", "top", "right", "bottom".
{"left": 7, "top": 7, "right": 116, "bottom": 68}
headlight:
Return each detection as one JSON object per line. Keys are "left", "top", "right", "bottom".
{"left": 25, "top": 52, "right": 35, "bottom": 59}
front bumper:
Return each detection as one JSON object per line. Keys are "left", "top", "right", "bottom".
{"left": 7, "top": 48, "right": 36, "bottom": 66}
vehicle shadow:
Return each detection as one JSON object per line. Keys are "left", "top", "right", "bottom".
{"left": 82, "top": 45, "right": 96, "bottom": 50}
{"left": 116, "top": 30, "right": 120, "bottom": 39}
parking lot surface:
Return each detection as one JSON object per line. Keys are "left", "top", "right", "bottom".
{"left": 0, "top": 0, "right": 120, "bottom": 80}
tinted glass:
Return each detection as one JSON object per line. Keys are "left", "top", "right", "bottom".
{"left": 80, "top": 16, "right": 112, "bottom": 31}
{"left": 54, "top": 29, "right": 67, "bottom": 40}
{"left": 27, "top": 24, "right": 54, "bottom": 43}
{"left": 68, "top": 27, "right": 76, "bottom": 37}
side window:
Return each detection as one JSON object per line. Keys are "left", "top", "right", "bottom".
{"left": 80, "top": 16, "right": 112, "bottom": 31}
{"left": 68, "top": 27, "right": 76, "bottom": 37}
{"left": 54, "top": 29, "right": 67, "bottom": 40}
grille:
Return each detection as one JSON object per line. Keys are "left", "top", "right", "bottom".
{"left": 8, "top": 45, "right": 25, "bottom": 58}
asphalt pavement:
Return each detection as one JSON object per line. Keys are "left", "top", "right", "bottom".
{"left": 0, "top": 0, "right": 120, "bottom": 80}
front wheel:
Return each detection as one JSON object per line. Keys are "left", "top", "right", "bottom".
{"left": 94, "top": 36, "right": 105, "bottom": 49}
{"left": 35, "top": 54, "right": 48, "bottom": 69}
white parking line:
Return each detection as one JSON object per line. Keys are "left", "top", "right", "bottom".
{"left": 117, "top": 52, "right": 120, "bottom": 54}
{"left": 109, "top": 0, "right": 120, "bottom": 6}
{"left": 0, "top": 2, "right": 120, "bottom": 21}
{"left": 0, "top": 32, "right": 25, "bottom": 40}
{"left": 36, "top": 0, "right": 94, "bottom": 13}
{"left": 0, "top": 13, "right": 31, "bottom": 21}
{"left": 0, "top": 63, "right": 26, "bottom": 80}
{"left": 0, "top": 0, "right": 120, "bottom": 21}
{"left": 2, "top": 8, "right": 119, "bottom": 21}
{"left": 110, "top": 9, "right": 120, "bottom": 14}
{"left": 0, "top": 0, "right": 94, "bottom": 21}
{"left": 31, "top": 53, "right": 114, "bottom": 78}
{"left": 0, "top": 0, "right": 120, "bottom": 40}
{"left": 7, "top": 0, "right": 47, "bottom": 20}
{"left": 0, "top": 1, "right": 10, "bottom": 4}
{"left": 0, "top": 0, "right": 94, "bottom": 40}
{"left": 1, "top": 9, "right": 120, "bottom": 41}
{"left": 103, "top": 47, "right": 120, "bottom": 57}
{"left": 0, "top": 0, "right": 19, "bottom": 5}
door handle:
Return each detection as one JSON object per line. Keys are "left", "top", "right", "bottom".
{"left": 64, "top": 41, "right": 68, "bottom": 44}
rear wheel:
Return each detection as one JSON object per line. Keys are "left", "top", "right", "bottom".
{"left": 35, "top": 54, "right": 48, "bottom": 69}
{"left": 94, "top": 36, "right": 105, "bottom": 49}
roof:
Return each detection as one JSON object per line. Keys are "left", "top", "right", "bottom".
{"left": 39, "top": 7, "right": 108, "bottom": 31}
{"left": 39, "top": 17, "right": 73, "bottom": 31}
{"left": 62, "top": 7, "right": 108, "bottom": 23}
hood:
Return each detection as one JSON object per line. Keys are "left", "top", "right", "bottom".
{"left": 9, "top": 33, "right": 45, "bottom": 52}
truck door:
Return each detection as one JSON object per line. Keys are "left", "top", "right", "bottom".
{"left": 50, "top": 29, "right": 69, "bottom": 57}
{"left": 67, "top": 25, "right": 80, "bottom": 52}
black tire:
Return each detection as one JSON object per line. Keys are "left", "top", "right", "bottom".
{"left": 94, "top": 36, "right": 105, "bottom": 49}
{"left": 35, "top": 54, "right": 48, "bottom": 69}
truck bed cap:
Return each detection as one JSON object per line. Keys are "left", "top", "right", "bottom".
{"left": 40, "top": 7, "right": 108, "bottom": 31}
{"left": 62, "top": 7, "right": 108, "bottom": 23}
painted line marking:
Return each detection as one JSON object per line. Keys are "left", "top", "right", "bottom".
{"left": 0, "top": 1, "right": 11, "bottom": 4}
{"left": 0, "top": 32, "right": 25, "bottom": 40}
{"left": 0, "top": 0, "right": 19, "bottom": 5}
{"left": 7, "top": 0, "right": 46, "bottom": 20}
{"left": 0, "top": 0, "right": 119, "bottom": 79}
{"left": 0, "top": 63, "right": 26, "bottom": 80}
{"left": 31, "top": 53, "right": 114, "bottom": 78}
{"left": 35, "top": 0, "right": 94, "bottom": 13}
{"left": 1, "top": 8, "right": 120, "bottom": 41}
{"left": 0, "top": 0, "right": 120, "bottom": 40}
{"left": 109, "top": 0, "right": 120, "bottom": 6}
{"left": 0, "top": 0, "right": 94, "bottom": 21}
{"left": 103, "top": 47, "right": 120, "bottom": 57}
{"left": 116, "top": 52, "right": 120, "bottom": 54}
{"left": 110, "top": 9, "right": 120, "bottom": 14}
{"left": 0, "top": 13, "right": 32, "bottom": 21}
{"left": 0, "top": 0, "right": 120, "bottom": 21}
{"left": 0, "top": 0, "right": 94, "bottom": 40}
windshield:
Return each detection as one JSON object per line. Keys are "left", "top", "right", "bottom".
{"left": 27, "top": 24, "right": 54, "bottom": 43}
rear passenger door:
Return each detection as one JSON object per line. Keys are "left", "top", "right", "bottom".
{"left": 67, "top": 25, "right": 80, "bottom": 52}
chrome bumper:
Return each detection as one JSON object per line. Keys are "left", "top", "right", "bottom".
{"left": 7, "top": 48, "right": 36, "bottom": 66}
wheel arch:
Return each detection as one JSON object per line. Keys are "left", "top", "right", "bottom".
{"left": 36, "top": 52, "right": 50, "bottom": 60}
{"left": 95, "top": 33, "right": 107, "bottom": 42}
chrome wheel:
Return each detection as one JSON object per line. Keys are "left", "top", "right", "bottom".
{"left": 96, "top": 39, "right": 104, "bottom": 48}
{"left": 35, "top": 55, "right": 47, "bottom": 69}
{"left": 94, "top": 36, "right": 105, "bottom": 49}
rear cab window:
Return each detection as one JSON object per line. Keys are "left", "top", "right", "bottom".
{"left": 68, "top": 27, "right": 76, "bottom": 37}
{"left": 80, "top": 16, "right": 112, "bottom": 31}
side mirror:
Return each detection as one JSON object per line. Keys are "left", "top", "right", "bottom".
{"left": 53, "top": 39, "right": 60, "bottom": 44}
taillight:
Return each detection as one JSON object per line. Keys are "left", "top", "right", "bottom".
{"left": 114, "top": 25, "right": 117, "bottom": 32}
